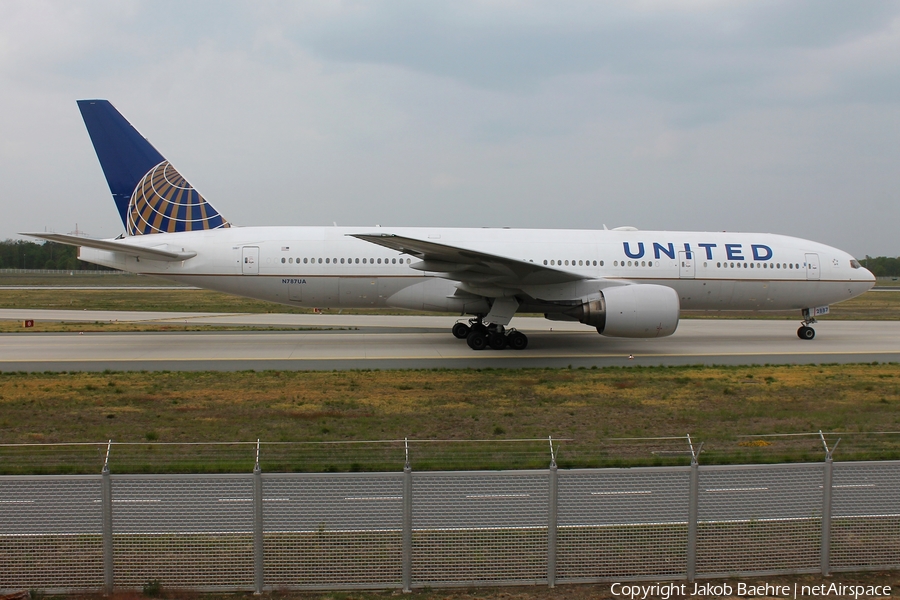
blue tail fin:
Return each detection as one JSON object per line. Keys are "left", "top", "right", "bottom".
{"left": 77, "top": 99, "right": 230, "bottom": 235}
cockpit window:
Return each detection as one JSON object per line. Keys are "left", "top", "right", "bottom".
{"left": 850, "top": 259, "right": 861, "bottom": 269}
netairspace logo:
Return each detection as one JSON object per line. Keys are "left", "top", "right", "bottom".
{"left": 610, "top": 581, "right": 892, "bottom": 599}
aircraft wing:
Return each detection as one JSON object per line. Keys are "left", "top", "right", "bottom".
{"left": 349, "top": 233, "right": 585, "bottom": 287}
{"left": 20, "top": 232, "right": 197, "bottom": 262}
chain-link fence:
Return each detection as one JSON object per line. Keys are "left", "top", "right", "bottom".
{"left": 2, "top": 454, "right": 899, "bottom": 593}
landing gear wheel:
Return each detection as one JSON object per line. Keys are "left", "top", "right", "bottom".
{"left": 488, "top": 332, "right": 508, "bottom": 350}
{"left": 797, "top": 326, "right": 815, "bottom": 340}
{"left": 452, "top": 322, "right": 470, "bottom": 339}
{"left": 507, "top": 331, "right": 528, "bottom": 350}
{"left": 466, "top": 330, "right": 488, "bottom": 350}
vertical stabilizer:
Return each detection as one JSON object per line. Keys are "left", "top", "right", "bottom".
{"left": 77, "top": 99, "right": 230, "bottom": 235}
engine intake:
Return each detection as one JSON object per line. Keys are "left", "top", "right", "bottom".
{"left": 564, "top": 284, "right": 680, "bottom": 338}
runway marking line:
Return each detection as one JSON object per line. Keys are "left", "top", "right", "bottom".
{"left": 91, "top": 499, "right": 161, "bottom": 503}
{"left": 344, "top": 496, "right": 402, "bottom": 501}
{"left": 591, "top": 490, "right": 652, "bottom": 495}
{"left": 705, "top": 487, "right": 769, "bottom": 492}
{"left": 824, "top": 484, "right": 876, "bottom": 489}
{"left": 466, "top": 494, "right": 531, "bottom": 499}
{"left": 218, "top": 498, "right": 290, "bottom": 502}
{"left": 3, "top": 350, "right": 900, "bottom": 364}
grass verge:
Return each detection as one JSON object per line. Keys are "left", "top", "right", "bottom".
{"left": 1, "top": 364, "right": 899, "bottom": 474}
{"left": 0, "top": 287, "right": 897, "bottom": 320}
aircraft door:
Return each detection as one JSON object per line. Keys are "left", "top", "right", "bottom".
{"left": 805, "top": 253, "right": 820, "bottom": 280}
{"left": 678, "top": 251, "right": 695, "bottom": 279}
{"left": 242, "top": 247, "right": 259, "bottom": 275}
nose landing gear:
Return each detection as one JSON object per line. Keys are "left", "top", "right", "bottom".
{"left": 798, "top": 326, "right": 815, "bottom": 340}
{"left": 797, "top": 308, "right": 817, "bottom": 340}
{"left": 454, "top": 316, "right": 528, "bottom": 351}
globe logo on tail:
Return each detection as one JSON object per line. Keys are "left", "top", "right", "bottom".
{"left": 127, "top": 161, "right": 230, "bottom": 235}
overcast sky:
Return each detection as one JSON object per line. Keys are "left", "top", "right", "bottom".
{"left": 2, "top": 1, "right": 899, "bottom": 257}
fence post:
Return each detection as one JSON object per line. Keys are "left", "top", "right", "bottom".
{"left": 253, "top": 441, "right": 264, "bottom": 594}
{"left": 546, "top": 436, "right": 559, "bottom": 588}
{"left": 402, "top": 438, "right": 412, "bottom": 593}
{"left": 101, "top": 441, "right": 114, "bottom": 595}
{"left": 819, "top": 431, "right": 839, "bottom": 577}
{"left": 548, "top": 465, "right": 558, "bottom": 587}
{"left": 686, "top": 435, "right": 700, "bottom": 583}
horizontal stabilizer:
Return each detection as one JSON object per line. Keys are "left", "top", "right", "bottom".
{"left": 20, "top": 232, "right": 196, "bottom": 262}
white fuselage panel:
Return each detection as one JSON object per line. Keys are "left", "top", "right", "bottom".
{"left": 78, "top": 226, "right": 875, "bottom": 314}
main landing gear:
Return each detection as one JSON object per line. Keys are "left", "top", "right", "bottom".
{"left": 452, "top": 317, "right": 528, "bottom": 351}
{"left": 797, "top": 308, "right": 816, "bottom": 340}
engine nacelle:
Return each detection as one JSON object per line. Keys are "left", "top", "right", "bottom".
{"left": 564, "top": 284, "right": 680, "bottom": 338}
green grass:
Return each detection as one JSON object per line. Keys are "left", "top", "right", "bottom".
{"left": 1, "top": 272, "right": 897, "bottom": 319}
{"left": 0, "top": 270, "right": 188, "bottom": 286}
{"left": 2, "top": 364, "right": 900, "bottom": 474}
{"left": 0, "top": 320, "right": 350, "bottom": 333}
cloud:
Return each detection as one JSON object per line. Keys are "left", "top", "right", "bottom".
{"left": 1, "top": 0, "right": 899, "bottom": 256}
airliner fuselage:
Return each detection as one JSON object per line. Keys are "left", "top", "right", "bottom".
{"left": 25, "top": 100, "right": 876, "bottom": 350}
{"left": 78, "top": 225, "right": 874, "bottom": 315}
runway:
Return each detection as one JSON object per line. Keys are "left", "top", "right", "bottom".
{"left": 1, "top": 309, "right": 899, "bottom": 371}
{"left": 3, "top": 466, "right": 897, "bottom": 535}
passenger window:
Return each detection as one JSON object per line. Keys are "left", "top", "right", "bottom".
{"left": 543, "top": 260, "right": 548, "bottom": 265}
{"left": 392, "top": 258, "right": 396, "bottom": 264}
{"left": 281, "top": 258, "right": 285, "bottom": 263}
{"left": 598, "top": 261, "right": 602, "bottom": 266}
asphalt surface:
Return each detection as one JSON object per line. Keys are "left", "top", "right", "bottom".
{"left": 0, "top": 310, "right": 899, "bottom": 371}
{"left": 2, "top": 464, "right": 897, "bottom": 535}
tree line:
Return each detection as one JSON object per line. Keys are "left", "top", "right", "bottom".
{"left": 861, "top": 256, "right": 900, "bottom": 278}
{"left": 0, "top": 239, "right": 112, "bottom": 270}
{"left": 1, "top": 238, "right": 898, "bottom": 276}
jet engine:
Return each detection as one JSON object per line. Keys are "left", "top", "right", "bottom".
{"left": 563, "top": 284, "right": 680, "bottom": 338}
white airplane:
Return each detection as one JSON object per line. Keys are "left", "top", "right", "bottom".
{"left": 24, "top": 100, "right": 875, "bottom": 350}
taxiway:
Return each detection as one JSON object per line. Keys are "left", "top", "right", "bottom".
{"left": 1, "top": 309, "right": 898, "bottom": 371}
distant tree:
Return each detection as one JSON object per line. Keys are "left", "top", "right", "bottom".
{"left": 0, "top": 239, "right": 114, "bottom": 270}
{"left": 862, "top": 256, "right": 900, "bottom": 277}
